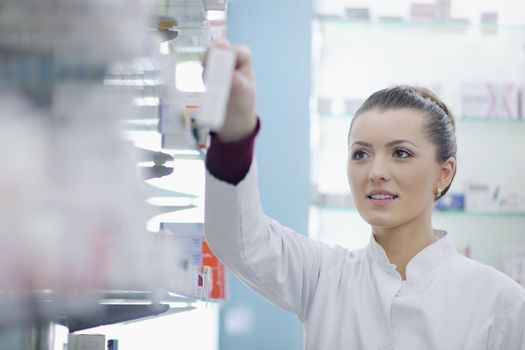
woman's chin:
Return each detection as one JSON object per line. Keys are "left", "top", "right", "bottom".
{"left": 359, "top": 210, "right": 400, "bottom": 229}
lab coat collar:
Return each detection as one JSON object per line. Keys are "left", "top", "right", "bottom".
{"left": 367, "top": 230, "right": 458, "bottom": 284}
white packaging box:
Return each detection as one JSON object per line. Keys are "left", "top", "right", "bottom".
{"left": 68, "top": 334, "right": 106, "bottom": 350}
{"left": 343, "top": 98, "right": 364, "bottom": 117}
{"left": 160, "top": 222, "right": 204, "bottom": 266}
{"left": 198, "top": 48, "right": 235, "bottom": 131}
{"left": 156, "top": 223, "right": 207, "bottom": 297}
{"left": 344, "top": 7, "right": 371, "bottom": 21}
{"left": 435, "top": 0, "right": 451, "bottom": 21}
{"left": 464, "top": 182, "right": 499, "bottom": 212}
{"left": 481, "top": 12, "right": 499, "bottom": 25}
{"left": 410, "top": 3, "right": 436, "bottom": 22}
{"left": 461, "top": 82, "right": 520, "bottom": 120}
{"left": 317, "top": 96, "right": 332, "bottom": 115}
{"left": 499, "top": 193, "right": 525, "bottom": 213}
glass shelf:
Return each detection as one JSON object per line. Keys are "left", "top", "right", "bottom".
{"left": 314, "top": 112, "right": 525, "bottom": 123}
{"left": 0, "top": 289, "right": 198, "bottom": 331}
{"left": 434, "top": 210, "right": 525, "bottom": 217}
{"left": 314, "top": 204, "right": 525, "bottom": 218}
{"left": 315, "top": 15, "right": 525, "bottom": 32}
{"left": 455, "top": 117, "right": 525, "bottom": 123}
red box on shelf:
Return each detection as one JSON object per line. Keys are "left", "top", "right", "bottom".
{"left": 202, "top": 240, "right": 226, "bottom": 300}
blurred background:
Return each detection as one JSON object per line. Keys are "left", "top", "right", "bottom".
{"left": 0, "top": 0, "right": 524, "bottom": 349}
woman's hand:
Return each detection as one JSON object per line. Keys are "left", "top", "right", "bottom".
{"left": 203, "top": 41, "right": 257, "bottom": 142}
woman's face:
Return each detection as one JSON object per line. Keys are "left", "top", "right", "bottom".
{"left": 347, "top": 108, "right": 454, "bottom": 229}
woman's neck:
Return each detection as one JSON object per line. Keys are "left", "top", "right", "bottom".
{"left": 372, "top": 207, "right": 437, "bottom": 280}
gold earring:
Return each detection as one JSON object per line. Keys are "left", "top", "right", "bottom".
{"left": 435, "top": 186, "right": 442, "bottom": 198}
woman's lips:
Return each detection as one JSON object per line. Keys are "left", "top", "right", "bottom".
{"left": 367, "top": 196, "right": 397, "bottom": 205}
{"left": 366, "top": 192, "right": 398, "bottom": 205}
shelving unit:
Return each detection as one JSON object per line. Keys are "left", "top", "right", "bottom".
{"left": 310, "top": 1, "right": 525, "bottom": 282}
{"left": 316, "top": 113, "right": 525, "bottom": 122}
{"left": 314, "top": 205, "right": 525, "bottom": 218}
{"left": 0, "top": 290, "right": 197, "bottom": 331}
{"left": 0, "top": 0, "right": 227, "bottom": 348}
{"left": 315, "top": 16, "right": 525, "bottom": 30}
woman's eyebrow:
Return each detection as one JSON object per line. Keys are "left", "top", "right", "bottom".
{"left": 351, "top": 140, "right": 418, "bottom": 148}
{"left": 351, "top": 141, "right": 373, "bottom": 148}
{"left": 385, "top": 139, "right": 418, "bottom": 148}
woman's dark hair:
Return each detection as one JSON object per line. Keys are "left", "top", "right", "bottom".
{"left": 349, "top": 85, "right": 457, "bottom": 200}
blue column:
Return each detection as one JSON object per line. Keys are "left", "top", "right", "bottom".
{"left": 221, "top": 1, "right": 312, "bottom": 349}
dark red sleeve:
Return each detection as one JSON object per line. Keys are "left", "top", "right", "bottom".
{"left": 205, "top": 118, "right": 261, "bottom": 185}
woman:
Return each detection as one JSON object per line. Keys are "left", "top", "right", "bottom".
{"left": 204, "top": 43, "right": 525, "bottom": 349}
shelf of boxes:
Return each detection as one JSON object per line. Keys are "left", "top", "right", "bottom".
{"left": 310, "top": 0, "right": 525, "bottom": 281}
{"left": 0, "top": 0, "right": 228, "bottom": 335}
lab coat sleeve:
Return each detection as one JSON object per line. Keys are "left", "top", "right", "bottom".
{"left": 493, "top": 296, "right": 525, "bottom": 350}
{"left": 204, "top": 160, "right": 322, "bottom": 322}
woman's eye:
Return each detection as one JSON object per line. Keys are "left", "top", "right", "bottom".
{"left": 393, "top": 149, "right": 412, "bottom": 159}
{"left": 351, "top": 150, "right": 369, "bottom": 160}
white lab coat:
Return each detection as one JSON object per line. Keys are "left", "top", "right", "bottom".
{"left": 204, "top": 161, "right": 525, "bottom": 350}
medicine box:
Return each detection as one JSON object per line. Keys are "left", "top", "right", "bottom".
{"left": 461, "top": 82, "right": 520, "bottom": 120}
{"left": 68, "top": 334, "right": 106, "bottom": 350}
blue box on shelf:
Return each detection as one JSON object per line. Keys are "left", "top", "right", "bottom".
{"left": 108, "top": 339, "right": 119, "bottom": 350}
{"left": 436, "top": 193, "right": 465, "bottom": 211}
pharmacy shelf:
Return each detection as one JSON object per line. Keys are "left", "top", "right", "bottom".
{"left": 433, "top": 210, "right": 525, "bottom": 217}
{"left": 311, "top": 5, "right": 525, "bottom": 276}
{"left": 314, "top": 113, "right": 525, "bottom": 123}
{"left": 0, "top": 290, "right": 198, "bottom": 332}
{"left": 310, "top": 204, "right": 525, "bottom": 272}
{"left": 315, "top": 16, "right": 525, "bottom": 32}
{"left": 313, "top": 205, "right": 525, "bottom": 218}
{"left": 68, "top": 290, "right": 197, "bottom": 331}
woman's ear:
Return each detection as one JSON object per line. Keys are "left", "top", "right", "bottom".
{"left": 439, "top": 157, "right": 456, "bottom": 188}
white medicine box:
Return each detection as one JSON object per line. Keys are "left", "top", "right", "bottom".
{"left": 68, "top": 334, "right": 106, "bottom": 350}
{"left": 460, "top": 82, "right": 520, "bottom": 120}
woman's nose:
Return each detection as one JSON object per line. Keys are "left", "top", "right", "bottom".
{"left": 368, "top": 156, "right": 390, "bottom": 183}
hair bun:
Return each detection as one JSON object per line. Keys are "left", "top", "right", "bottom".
{"left": 410, "top": 86, "right": 456, "bottom": 130}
